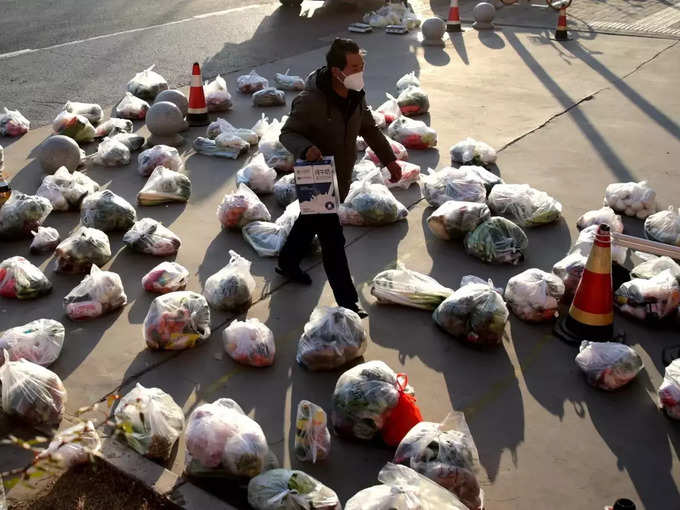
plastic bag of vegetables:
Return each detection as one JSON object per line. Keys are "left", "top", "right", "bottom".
{"left": 0, "top": 351, "right": 66, "bottom": 428}
{"left": 81, "top": 190, "right": 136, "bottom": 232}
{"left": 396, "top": 71, "right": 420, "bottom": 92}
{"left": 0, "top": 256, "right": 52, "bottom": 300}
{"left": 396, "top": 86, "right": 429, "bottom": 116}
{"left": 223, "top": 318, "right": 275, "bottom": 368}
{"left": 604, "top": 180, "right": 656, "bottom": 219}
{"left": 144, "top": 291, "right": 211, "bottom": 350}
{"left": 449, "top": 137, "right": 497, "bottom": 167}
{"left": 369, "top": 107, "right": 386, "bottom": 129}
{"left": 575, "top": 341, "right": 643, "bottom": 391}
{"left": 38, "top": 420, "right": 101, "bottom": 468}
{"left": 376, "top": 93, "right": 401, "bottom": 125}
{"left": 193, "top": 136, "right": 249, "bottom": 160}
{"left": 352, "top": 159, "right": 380, "bottom": 183}
{"left": 294, "top": 400, "right": 330, "bottom": 464}
{"left": 63, "top": 101, "right": 103, "bottom": 125}
{"left": 433, "top": 279, "right": 509, "bottom": 346}
{"left": 237, "top": 153, "right": 277, "bottom": 194}
{"left": 253, "top": 88, "right": 286, "bottom": 107}
{"left": 237, "top": 70, "right": 269, "bottom": 94}
{"left": 137, "top": 166, "right": 191, "bottom": 205}
{"left": 371, "top": 263, "right": 452, "bottom": 310}
{"left": 504, "top": 268, "right": 565, "bottom": 322}
{"left": 205, "top": 74, "right": 233, "bottom": 112}
{"left": 644, "top": 206, "right": 680, "bottom": 246}
{"left": 94, "top": 118, "right": 133, "bottom": 139}
{"left": 0, "top": 319, "right": 64, "bottom": 367}
{"left": 52, "top": 111, "right": 96, "bottom": 143}
{"left": 64, "top": 265, "right": 127, "bottom": 321}
{"left": 382, "top": 161, "right": 420, "bottom": 190}
{"left": 204, "top": 250, "right": 256, "bottom": 311}
{"left": 421, "top": 167, "right": 487, "bottom": 208}
{"left": 207, "top": 117, "right": 236, "bottom": 139}
{"left": 138, "top": 145, "right": 184, "bottom": 177}
{"left": 393, "top": 413, "right": 483, "bottom": 510}
{"left": 273, "top": 173, "right": 297, "bottom": 207}
{"left": 387, "top": 116, "right": 437, "bottom": 150}
{"left": 296, "top": 306, "right": 367, "bottom": 371}
{"left": 248, "top": 469, "right": 340, "bottom": 510}
{"left": 345, "top": 463, "right": 469, "bottom": 510}
{"left": 0, "top": 107, "right": 30, "bottom": 136}
{"left": 630, "top": 255, "right": 680, "bottom": 283}
{"left": 0, "top": 191, "right": 53, "bottom": 240}
{"left": 142, "top": 261, "right": 189, "bottom": 294}
{"left": 242, "top": 200, "right": 299, "bottom": 257}
{"left": 114, "top": 92, "right": 150, "bottom": 120}
{"left": 185, "top": 398, "right": 268, "bottom": 477}
{"left": 658, "top": 359, "right": 680, "bottom": 420}
{"left": 217, "top": 183, "right": 271, "bottom": 229}
{"left": 127, "top": 65, "right": 168, "bottom": 101}
{"left": 427, "top": 201, "right": 491, "bottom": 241}
{"left": 461, "top": 165, "right": 504, "bottom": 193}
{"left": 123, "top": 218, "right": 181, "bottom": 256}
{"left": 274, "top": 69, "right": 305, "bottom": 91}
{"left": 30, "top": 227, "right": 60, "bottom": 254}
{"left": 54, "top": 226, "right": 111, "bottom": 274}
{"left": 259, "top": 118, "right": 295, "bottom": 172}
{"left": 488, "top": 183, "right": 562, "bottom": 227}
{"left": 464, "top": 217, "right": 528, "bottom": 265}
{"left": 339, "top": 177, "right": 408, "bottom": 227}
{"left": 114, "top": 383, "right": 185, "bottom": 460}
{"left": 614, "top": 270, "right": 680, "bottom": 321}
{"left": 36, "top": 166, "right": 100, "bottom": 211}
{"left": 90, "top": 136, "right": 130, "bottom": 167}
{"left": 576, "top": 206, "right": 623, "bottom": 233}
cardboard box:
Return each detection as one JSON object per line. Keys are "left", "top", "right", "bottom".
{"left": 294, "top": 156, "right": 340, "bottom": 215}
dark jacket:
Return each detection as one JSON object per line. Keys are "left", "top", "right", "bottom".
{"left": 279, "top": 67, "right": 397, "bottom": 201}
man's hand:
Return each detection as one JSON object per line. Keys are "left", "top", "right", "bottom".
{"left": 386, "top": 161, "right": 402, "bottom": 183}
{"left": 305, "top": 146, "right": 323, "bottom": 162}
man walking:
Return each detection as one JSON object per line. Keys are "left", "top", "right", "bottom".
{"left": 276, "top": 38, "right": 401, "bottom": 318}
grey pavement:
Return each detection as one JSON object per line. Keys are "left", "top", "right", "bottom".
{"left": 1, "top": 11, "right": 680, "bottom": 510}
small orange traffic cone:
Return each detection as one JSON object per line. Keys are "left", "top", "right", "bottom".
{"left": 554, "top": 224, "right": 614, "bottom": 345}
{"left": 555, "top": 7, "right": 569, "bottom": 41}
{"left": 446, "top": 0, "right": 462, "bottom": 32}
{"left": 187, "top": 62, "right": 209, "bottom": 126}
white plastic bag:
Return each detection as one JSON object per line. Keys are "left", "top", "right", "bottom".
{"left": 365, "top": 137, "right": 408, "bottom": 165}
{"left": 114, "top": 383, "right": 185, "bottom": 460}
{"left": 371, "top": 263, "right": 453, "bottom": 310}
{"left": 339, "top": 177, "right": 408, "bottom": 226}
{"left": 237, "top": 70, "right": 269, "bottom": 94}
{"left": 248, "top": 469, "right": 340, "bottom": 510}
{"left": 91, "top": 136, "right": 131, "bottom": 167}
{"left": 0, "top": 319, "right": 64, "bottom": 367}
{"left": 259, "top": 118, "right": 295, "bottom": 172}
{"left": 504, "top": 268, "right": 565, "bottom": 322}
{"left": 0, "top": 256, "right": 52, "bottom": 300}
{"left": 114, "top": 92, "right": 150, "bottom": 120}
{"left": 644, "top": 206, "right": 680, "bottom": 246}
{"left": 576, "top": 206, "right": 624, "bottom": 233}
{"left": 0, "top": 191, "right": 53, "bottom": 240}
{"left": 253, "top": 88, "right": 286, "bottom": 107}
{"left": 94, "top": 118, "right": 133, "bottom": 138}
{"left": 137, "top": 166, "right": 191, "bottom": 205}
{"left": 352, "top": 159, "right": 381, "bottom": 183}
{"left": 382, "top": 161, "right": 421, "bottom": 190}
{"left": 614, "top": 270, "right": 680, "bottom": 321}
{"left": 216, "top": 132, "right": 250, "bottom": 153}
{"left": 369, "top": 107, "right": 386, "bottom": 129}
{"left": 217, "top": 183, "right": 271, "bottom": 229}
{"left": 39, "top": 421, "right": 101, "bottom": 468}
{"left": 421, "top": 167, "right": 487, "bottom": 208}
{"left": 193, "top": 136, "right": 248, "bottom": 159}
{"left": 427, "top": 200, "right": 491, "bottom": 240}
{"left": 274, "top": 69, "right": 305, "bottom": 91}
{"left": 242, "top": 200, "right": 300, "bottom": 257}
{"left": 142, "top": 261, "right": 189, "bottom": 294}
{"left": 123, "top": 218, "right": 181, "bottom": 256}
{"left": 138, "top": 144, "right": 184, "bottom": 177}
{"left": 450, "top": 137, "right": 497, "bottom": 166}
{"left": 630, "top": 255, "right": 680, "bottom": 283}
{"left": 204, "top": 250, "right": 256, "bottom": 311}
{"left": 205, "top": 74, "right": 233, "bottom": 112}
{"left": 0, "top": 107, "right": 30, "bottom": 136}
{"left": 144, "top": 291, "right": 211, "bottom": 350}
{"left": 63, "top": 265, "right": 127, "bottom": 320}
{"left": 237, "top": 153, "right": 277, "bottom": 194}
{"left": 30, "top": 226, "right": 60, "bottom": 254}
{"left": 127, "top": 64, "right": 168, "bottom": 101}
{"left": 80, "top": 189, "right": 137, "bottom": 232}
{"left": 111, "top": 132, "right": 145, "bottom": 151}
{"left": 52, "top": 111, "right": 96, "bottom": 143}
{"left": 575, "top": 341, "right": 643, "bottom": 390}
{"left": 63, "top": 101, "right": 103, "bottom": 125}
{"left": 604, "top": 180, "right": 656, "bottom": 219}
{"left": 273, "top": 173, "right": 297, "bottom": 207}
{"left": 376, "top": 93, "right": 401, "bottom": 125}
{"left": 488, "top": 183, "right": 562, "bottom": 227}
{"left": 658, "top": 359, "right": 680, "bottom": 420}
{"left": 387, "top": 116, "right": 437, "bottom": 150}
{"left": 54, "top": 226, "right": 111, "bottom": 274}
{"left": 396, "top": 71, "right": 420, "bottom": 92}
{"left": 294, "top": 400, "right": 330, "bottom": 463}
{"left": 36, "top": 166, "right": 100, "bottom": 211}
{"left": 223, "top": 318, "right": 275, "bottom": 367}
{"left": 207, "top": 117, "right": 236, "bottom": 139}
{"left": 252, "top": 113, "right": 270, "bottom": 138}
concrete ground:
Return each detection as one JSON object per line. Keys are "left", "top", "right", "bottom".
{"left": 1, "top": 6, "right": 680, "bottom": 510}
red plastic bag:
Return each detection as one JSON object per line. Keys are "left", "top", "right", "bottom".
{"left": 382, "top": 373, "right": 423, "bottom": 446}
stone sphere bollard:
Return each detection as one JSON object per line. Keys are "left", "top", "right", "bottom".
{"left": 155, "top": 89, "right": 189, "bottom": 117}
{"left": 421, "top": 17, "right": 446, "bottom": 47}
{"left": 473, "top": 2, "right": 496, "bottom": 30}
{"left": 38, "top": 135, "right": 82, "bottom": 173}
{"left": 146, "top": 101, "right": 187, "bottom": 147}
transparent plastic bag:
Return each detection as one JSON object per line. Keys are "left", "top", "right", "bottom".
{"left": 193, "top": 136, "right": 248, "bottom": 160}
{"left": 123, "top": 218, "right": 181, "bottom": 256}
{"left": 421, "top": 167, "right": 487, "bottom": 208}
{"left": 274, "top": 69, "right": 305, "bottom": 91}
{"left": 296, "top": 306, "right": 367, "bottom": 371}
{"left": 248, "top": 469, "right": 340, "bottom": 510}
{"left": 433, "top": 281, "right": 509, "bottom": 345}
{"left": 253, "top": 88, "right": 286, "bottom": 107}
{"left": 223, "top": 318, "right": 275, "bottom": 367}
{"left": 0, "top": 191, "right": 53, "bottom": 240}
{"left": 464, "top": 217, "right": 528, "bottom": 265}
{"left": 488, "top": 183, "right": 562, "bottom": 227}
{"left": 630, "top": 256, "right": 680, "bottom": 283}
{"left": 575, "top": 341, "right": 643, "bottom": 391}
{"left": 504, "top": 268, "right": 565, "bottom": 322}
{"left": 370, "top": 107, "right": 386, "bottom": 129}
{"left": 0, "top": 256, "right": 52, "bottom": 300}
{"left": 614, "top": 269, "right": 680, "bottom": 321}
{"left": 30, "top": 226, "right": 60, "bottom": 254}
{"left": 138, "top": 144, "right": 184, "bottom": 177}
{"left": 186, "top": 398, "right": 268, "bottom": 477}
{"left": 393, "top": 413, "right": 483, "bottom": 510}
{"left": 94, "top": 118, "right": 133, "bottom": 138}
{"left": 352, "top": 159, "right": 381, "bottom": 183}
{"left": 644, "top": 206, "right": 680, "bottom": 246}
{"left": 252, "top": 113, "right": 270, "bottom": 139}
{"left": 36, "top": 166, "right": 99, "bottom": 211}
{"left": 396, "top": 71, "right": 420, "bottom": 92}
{"left": 376, "top": 93, "right": 401, "bottom": 125}
{"left": 0, "top": 107, "right": 30, "bottom": 136}
{"left": 382, "top": 161, "right": 420, "bottom": 190}
{"left": 574, "top": 225, "right": 627, "bottom": 265}
{"left": 216, "top": 132, "right": 250, "bottom": 153}
{"left": 114, "top": 92, "right": 150, "bottom": 120}
{"left": 259, "top": 118, "right": 295, "bottom": 172}
{"left": 0, "top": 351, "right": 66, "bottom": 427}
{"left": 81, "top": 189, "right": 136, "bottom": 232}
{"left": 387, "top": 116, "right": 437, "bottom": 150}
{"left": 142, "top": 261, "right": 189, "bottom": 294}
{"left": 207, "top": 118, "right": 236, "bottom": 139}
{"left": 294, "top": 400, "right": 330, "bottom": 464}
{"left": 64, "top": 265, "right": 127, "bottom": 320}
{"left": 371, "top": 263, "right": 452, "bottom": 310}
{"left": 339, "top": 177, "right": 408, "bottom": 226}
{"left": 144, "top": 291, "right": 211, "bottom": 350}
{"left": 137, "top": 166, "right": 191, "bottom": 205}
{"left": 205, "top": 74, "right": 233, "bottom": 112}
{"left": 127, "top": 65, "right": 168, "bottom": 101}
{"left": 242, "top": 200, "right": 299, "bottom": 257}
{"left": 273, "top": 173, "right": 297, "bottom": 207}
{"left": 39, "top": 420, "right": 100, "bottom": 468}
{"left": 52, "top": 111, "right": 96, "bottom": 143}
{"left": 63, "top": 101, "right": 103, "bottom": 125}
{"left": 365, "top": 137, "right": 408, "bottom": 165}
{"left": 397, "top": 86, "right": 429, "bottom": 117}
{"left": 114, "top": 383, "right": 185, "bottom": 460}
{"left": 576, "top": 206, "right": 623, "bottom": 233}
{"left": 449, "top": 137, "right": 497, "bottom": 167}
{"left": 658, "top": 359, "right": 680, "bottom": 420}
{"left": 54, "top": 226, "right": 111, "bottom": 274}
{"left": 217, "top": 183, "right": 271, "bottom": 230}
{"left": 0, "top": 319, "right": 64, "bottom": 367}
{"left": 204, "top": 250, "right": 256, "bottom": 311}
{"left": 237, "top": 70, "right": 269, "bottom": 94}
{"left": 91, "top": 136, "right": 130, "bottom": 166}
{"left": 427, "top": 200, "right": 491, "bottom": 241}
{"left": 237, "top": 153, "right": 277, "bottom": 194}
{"left": 604, "top": 180, "right": 656, "bottom": 219}
{"left": 111, "top": 132, "right": 145, "bottom": 152}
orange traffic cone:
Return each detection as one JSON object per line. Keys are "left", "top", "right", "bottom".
{"left": 554, "top": 224, "right": 614, "bottom": 345}
{"left": 187, "top": 62, "right": 209, "bottom": 126}
{"left": 446, "top": 0, "right": 462, "bottom": 32}
{"left": 555, "top": 7, "right": 569, "bottom": 41}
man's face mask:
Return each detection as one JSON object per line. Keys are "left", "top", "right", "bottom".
{"left": 339, "top": 71, "right": 364, "bottom": 91}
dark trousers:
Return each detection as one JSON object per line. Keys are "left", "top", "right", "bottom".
{"left": 278, "top": 213, "right": 359, "bottom": 308}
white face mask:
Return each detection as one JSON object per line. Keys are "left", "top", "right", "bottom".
{"left": 341, "top": 71, "right": 364, "bottom": 91}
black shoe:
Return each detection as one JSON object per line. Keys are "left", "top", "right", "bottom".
{"left": 348, "top": 304, "right": 368, "bottom": 319}
{"left": 275, "top": 266, "right": 312, "bottom": 286}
